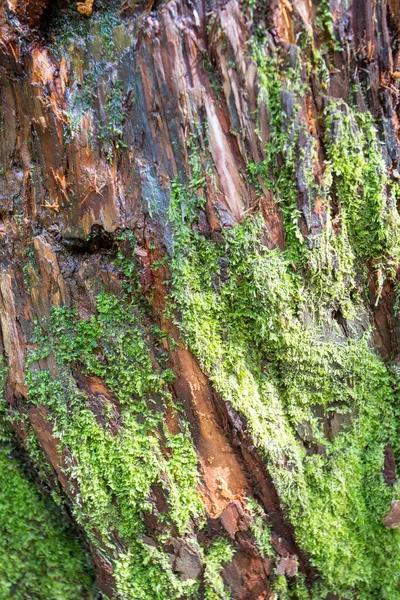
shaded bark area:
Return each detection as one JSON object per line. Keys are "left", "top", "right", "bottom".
{"left": 0, "top": 0, "right": 400, "bottom": 599}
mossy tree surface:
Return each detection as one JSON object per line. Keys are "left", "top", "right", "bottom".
{"left": 0, "top": 363, "right": 95, "bottom": 600}
{"left": 0, "top": 443, "right": 95, "bottom": 600}
{"left": 167, "top": 31, "right": 400, "bottom": 600}
{"left": 2, "top": 0, "right": 400, "bottom": 599}
{"left": 25, "top": 289, "right": 206, "bottom": 599}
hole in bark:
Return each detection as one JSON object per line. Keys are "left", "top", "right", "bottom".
{"left": 61, "top": 225, "right": 117, "bottom": 254}
{"left": 331, "top": 307, "right": 349, "bottom": 336}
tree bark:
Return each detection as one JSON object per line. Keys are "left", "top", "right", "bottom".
{"left": 1, "top": 0, "right": 400, "bottom": 599}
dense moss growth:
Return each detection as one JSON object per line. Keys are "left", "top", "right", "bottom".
{"left": 323, "top": 103, "right": 400, "bottom": 265}
{"left": 0, "top": 363, "right": 95, "bottom": 600}
{"left": 0, "top": 444, "right": 95, "bottom": 600}
{"left": 169, "top": 194, "right": 400, "bottom": 598}
{"left": 248, "top": 41, "right": 400, "bottom": 286}
{"left": 167, "top": 37, "right": 400, "bottom": 600}
{"left": 25, "top": 288, "right": 209, "bottom": 599}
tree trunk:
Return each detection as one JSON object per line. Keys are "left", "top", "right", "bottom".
{"left": 1, "top": 0, "right": 400, "bottom": 598}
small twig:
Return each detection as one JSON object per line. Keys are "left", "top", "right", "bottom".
{"left": 41, "top": 199, "right": 60, "bottom": 212}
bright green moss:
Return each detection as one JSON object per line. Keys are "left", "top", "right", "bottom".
{"left": 203, "top": 538, "right": 234, "bottom": 600}
{"left": 0, "top": 444, "right": 95, "bottom": 600}
{"left": 247, "top": 50, "right": 358, "bottom": 323}
{"left": 20, "top": 19, "right": 400, "bottom": 600}
{"left": 272, "top": 575, "right": 290, "bottom": 600}
{"left": 249, "top": 37, "right": 400, "bottom": 316}
{"left": 304, "top": 212, "right": 358, "bottom": 319}
{"left": 113, "top": 543, "right": 200, "bottom": 600}
{"left": 26, "top": 290, "right": 205, "bottom": 599}
{"left": 0, "top": 360, "right": 95, "bottom": 600}
{"left": 246, "top": 497, "right": 274, "bottom": 559}
{"left": 324, "top": 102, "right": 400, "bottom": 266}
{"left": 165, "top": 32, "right": 400, "bottom": 600}
{"left": 168, "top": 173, "right": 400, "bottom": 598}
{"left": 248, "top": 48, "right": 307, "bottom": 264}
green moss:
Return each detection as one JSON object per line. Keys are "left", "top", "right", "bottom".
{"left": 164, "top": 36, "right": 400, "bottom": 600}
{"left": 168, "top": 164, "right": 400, "bottom": 598}
{"left": 323, "top": 102, "right": 400, "bottom": 266}
{"left": 246, "top": 497, "right": 274, "bottom": 558}
{"left": 98, "top": 80, "right": 130, "bottom": 162}
{"left": 314, "top": 0, "right": 342, "bottom": 51}
{"left": 272, "top": 575, "right": 290, "bottom": 600}
{"left": 247, "top": 46, "right": 310, "bottom": 264}
{"left": 46, "top": 4, "right": 134, "bottom": 161}
{"left": 23, "top": 17, "right": 400, "bottom": 600}
{"left": 23, "top": 245, "right": 39, "bottom": 291}
{"left": 304, "top": 211, "right": 358, "bottom": 319}
{"left": 26, "top": 289, "right": 205, "bottom": 599}
{"left": 0, "top": 444, "right": 95, "bottom": 600}
{"left": 46, "top": 5, "right": 121, "bottom": 63}
{"left": 0, "top": 359, "right": 95, "bottom": 600}
{"left": 249, "top": 38, "right": 400, "bottom": 311}
{"left": 204, "top": 538, "right": 234, "bottom": 600}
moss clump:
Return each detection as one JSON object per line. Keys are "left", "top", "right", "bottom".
{"left": 247, "top": 47, "right": 308, "bottom": 264}
{"left": 0, "top": 444, "right": 95, "bottom": 600}
{"left": 246, "top": 497, "right": 274, "bottom": 559}
{"left": 247, "top": 47, "right": 360, "bottom": 322}
{"left": 248, "top": 38, "right": 400, "bottom": 314}
{"left": 26, "top": 289, "right": 205, "bottom": 599}
{"left": 0, "top": 361, "right": 95, "bottom": 600}
{"left": 203, "top": 538, "right": 234, "bottom": 600}
{"left": 168, "top": 170, "right": 400, "bottom": 598}
{"left": 323, "top": 102, "right": 400, "bottom": 265}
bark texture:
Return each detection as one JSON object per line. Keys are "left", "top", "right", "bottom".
{"left": 1, "top": 0, "right": 400, "bottom": 599}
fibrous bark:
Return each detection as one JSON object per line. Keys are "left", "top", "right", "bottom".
{"left": 1, "top": 0, "right": 400, "bottom": 599}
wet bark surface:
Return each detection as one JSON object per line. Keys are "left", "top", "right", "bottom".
{"left": 1, "top": 0, "right": 400, "bottom": 598}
